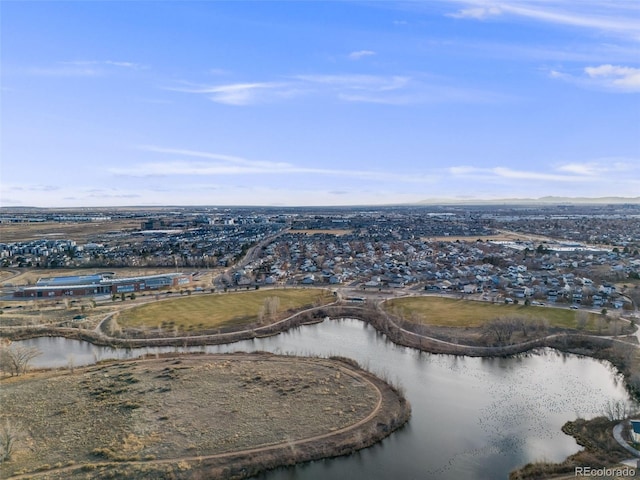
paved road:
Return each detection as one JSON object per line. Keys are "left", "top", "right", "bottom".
{"left": 613, "top": 422, "right": 640, "bottom": 458}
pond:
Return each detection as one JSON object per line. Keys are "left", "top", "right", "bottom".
{"left": 15, "top": 318, "right": 631, "bottom": 480}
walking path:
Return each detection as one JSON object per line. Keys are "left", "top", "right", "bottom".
{"left": 613, "top": 422, "right": 640, "bottom": 458}
{"left": 7, "top": 356, "right": 386, "bottom": 479}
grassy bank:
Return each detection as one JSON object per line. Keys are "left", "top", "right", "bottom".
{"left": 385, "top": 296, "right": 602, "bottom": 331}
{"left": 118, "top": 289, "right": 333, "bottom": 332}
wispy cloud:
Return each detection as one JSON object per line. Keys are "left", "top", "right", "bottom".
{"left": 448, "top": 159, "right": 640, "bottom": 184}
{"left": 550, "top": 64, "right": 640, "bottom": 92}
{"left": 556, "top": 159, "right": 639, "bottom": 175}
{"left": 449, "top": 165, "right": 587, "bottom": 182}
{"left": 444, "top": 1, "right": 640, "bottom": 40}
{"left": 25, "top": 60, "right": 146, "bottom": 77}
{"left": 348, "top": 50, "right": 377, "bottom": 60}
{"left": 61, "top": 60, "right": 145, "bottom": 69}
{"left": 293, "top": 74, "right": 408, "bottom": 91}
{"left": 3, "top": 184, "right": 61, "bottom": 192}
{"left": 167, "top": 73, "right": 509, "bottom": 106}
{"left": 448, "top": 5, "right": 503, "bottom": 20}
{"left": 165, "top": 81, "right": 300, "bottom": 105}
{"left": 108, "top": 146, "right": 440, "bottom": 184}
{"left": 27, "top": 66, "right": 102, "bottom": 77}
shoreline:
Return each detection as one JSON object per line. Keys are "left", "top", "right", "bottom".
{"left": 2, "top": 304, "right": 637, "bottom": 398}
{"left": 1, "top": 353, "right": 411, "bottom": 480}
{"left": 2, "top": 303, "right": 637, "bottom": 478}
{"left": 2, "top": 303, "right": 636, "bottom": 359}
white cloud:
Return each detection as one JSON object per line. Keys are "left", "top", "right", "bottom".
{"left": 166, "top": 81, "right": 303, "bottom": 105}
{"left": 448, "top": 164, "right": 604, "bottom": 182}
{"left": 584, "top": 64, "right": 640, "bottom": 91}
{"left": 348, "top": 50, "right": 377, "bottom": 60}
{"left": 491, "top": 167, "right": 592, "bottom": 182}
{"left": 25, "top": 60, "right": 146, "bottom": 77}
{"left": 61, "top": 60, "right": 145, "bottom": 69}
{"left": 549, "top": 64, "right": 640, "bottom": 92}
{"left": 109, "top": 146, "right": 440, "bottom": 184}
{"left": 446, "top": 159, "right": 640, "bottom": 191}
{"left": 448, "top": 166, "right": 480, "bottom": 175}
{"left": 448, "top": 6, "right": 503, "bottom": 20}
{"left": 168, "top": 73, "right": 509, "bottom": 106}
{"left": 443, "top": 1, "right": 640, "bottom": 40}
{"left": 557, "top": 160, "right": 638, "bottom": 175}
{"left": 293, "top": 74, "right": 409, "bottom": 91}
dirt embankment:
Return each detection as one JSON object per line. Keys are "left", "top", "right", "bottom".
{"left": 0, "top": 353, "right": 410, "bottom": 480}
{"left": 3, "top": 303, "right": 637, "bottom": 399}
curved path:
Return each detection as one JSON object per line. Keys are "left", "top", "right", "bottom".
{"left": 613, "top": 422, "right": 640, "bottom": 458}
{"left": 3, "top": 295, "right": 637, "bottom": 356}
{"left": 7, "top": 356, "right": 386, "bottom": 479}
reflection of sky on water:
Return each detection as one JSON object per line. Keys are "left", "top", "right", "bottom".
{"left": 16, "top": 318, "right": 631, "bottom": 480}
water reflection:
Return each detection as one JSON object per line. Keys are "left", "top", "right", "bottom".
{"left": 14, "top": 318, "right": 631, "bottom": 480}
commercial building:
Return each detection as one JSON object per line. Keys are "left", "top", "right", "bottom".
{"left": 13, "top": 272, "right": 192, "bottom": 298}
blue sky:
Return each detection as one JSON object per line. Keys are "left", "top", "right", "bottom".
{"left": 1, "top": 0, "right": 639, "bottom": 207}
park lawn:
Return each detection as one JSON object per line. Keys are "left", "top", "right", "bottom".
{"left": 118, "top": 289, "right": 333, "bottom": 331}
{"left": 384, "top": 296, "right": 600, "bottom": 331}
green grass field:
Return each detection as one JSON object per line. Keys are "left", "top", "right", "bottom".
{"left": 384, "top": 296, "right": 601, "bottom": 331}
{"left": 118, "top": 289, "right": 333, "bottom": 331}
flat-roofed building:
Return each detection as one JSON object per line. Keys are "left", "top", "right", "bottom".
{"left": 14, "top": 272, "right": 192, "bottom": 298}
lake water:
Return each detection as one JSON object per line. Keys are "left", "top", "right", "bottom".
{"left": 15, "top": 319, "right": 631, "bottom": 480}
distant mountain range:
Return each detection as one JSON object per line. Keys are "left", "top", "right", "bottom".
{"left": 414, "top": 196, "right": 640, "bottom": 205}
{"left": 2, "top": 197, "right": 640, "bottom": 211}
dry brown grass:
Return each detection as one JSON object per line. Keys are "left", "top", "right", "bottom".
{"left": 421, "top": 229, "right": 555, "bottom": 243}
{"left": 293, "top": 229, "right": 353, "bottom": 236}
{"left": 0, "top": 354, "right": 383, "bottom": 479}
{"left": 385, "top": 296, "right": 601, "bottom": 331}
{"left": 0, "top": 220, "right": 141, "bottom": 243}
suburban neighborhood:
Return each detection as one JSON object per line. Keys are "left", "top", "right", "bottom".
{"left": 2, "top": 204, "right": 639, "bottom": 316}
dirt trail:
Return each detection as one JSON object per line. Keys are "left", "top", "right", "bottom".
{"left": 6, "top": 356, "right": 385, "bottom": 480}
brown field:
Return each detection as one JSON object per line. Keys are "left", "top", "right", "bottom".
{"left": 4, "top": 268, "right": 206, "bottom": 288}
{"left": 0, "top": 220, "right": 141, "bottom": 243}
{"left": 294, "top": 229, "right": 353, "bottom": 236}
{"left": 421, "top": 230, "right": 554, "bottom": 243}
{"left": 0, "top": 354, "right": 398, "bottom": 479}
{"left": 385, "top": 296, "right": 601, "bottom": 331}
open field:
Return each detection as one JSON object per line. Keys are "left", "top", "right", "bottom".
{"left": 118, "top": 289, "right": 334, "bottom": 331}
{"left": 384, "top": 296, "right": 602, "bottom": 331}
{"left": 0, "top": 220, "right": 141, "bottom": 243}
{"left": 0, "top": 353, "right": 410, "bottom": 479}
{"left": 421, "top": 230, "right": 554, "bottom": 243}
{"left": 293, "top": 229, "right": 353, "bottom": 236}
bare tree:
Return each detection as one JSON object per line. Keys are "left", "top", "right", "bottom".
{"left": 0, "top": 418, "right": 21, "bottom": 464}
{"left": 0, "top": 345, "right": 42, "bottom": 376}
{"left": 483, "top": 317, "right": 517, "bottom": 345}
{"left": 576, "top": 311, "right": 589, "bottom": 330}
{"left": 263, "top": 296, "right": 281, "bottom": 321}
{"left": 104, "top": 315, "right": 122, "bottom": 336}
{"left": 602, "top": 399, "right": 637, "bottom": 421}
